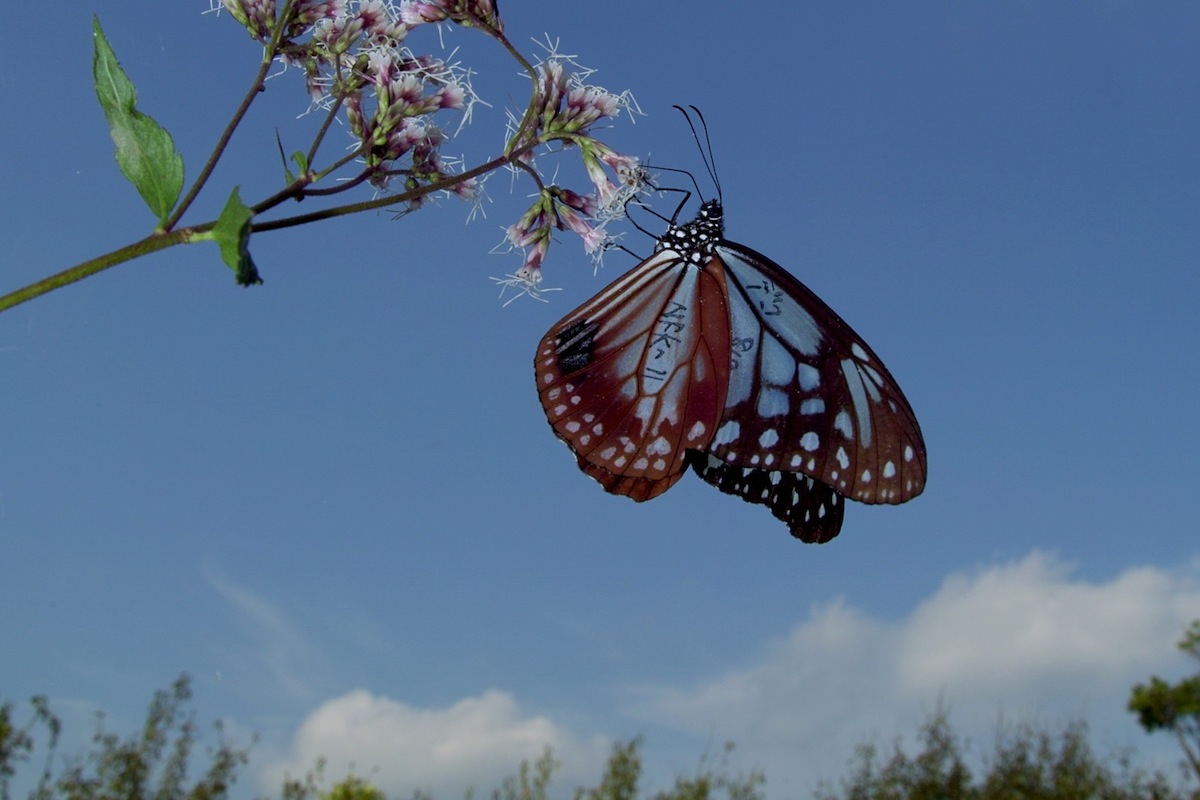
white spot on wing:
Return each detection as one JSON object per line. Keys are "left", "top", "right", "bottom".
{"left": 687, "top": 421, "right": 707, "bottom": 442}
{"left": 800, "top": 432, "right": 819, "bottom": 452}
{"left": 759, "top": 429, "right": 780, "bottom": 448}
{"left": 634, "top": 397, "right": 657, "bottom": 427}
{"left": 834, "top": 410, "right": 853, "bottom": 439}
{"left": 647, "top": 436, "right": 672, "bottom": 456}
{"left": 862, "top": 363, "right": 884, "bottom": 389}
{"left": 714, "top": 420, "right": 741, "bottom": 445}
{"left": 756, "top": 387, "right": 790, "bottom": 417}
{"left": 797, "top": 363, "right": 820, "bottom": 390}
{"left": 760, "top": 336, "right": 795, "bottom": 385}
{"left": 800, "top": 397, "right": 825, "bottom": 415}
{"left": 841, "top": 358, "right": 874, "bottom": 448}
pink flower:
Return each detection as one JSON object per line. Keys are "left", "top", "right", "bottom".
{"left": 223, "top": 0, "right": 277, "bottom": 40}
{"left": 365, "top": 49, "right": 396, "bottom": 87}
{"left": 293, "top": 0, "right": 347, "bottom": 25}
{"left": 390, "top": 73, "right": 426, "bottom": 107}
{"left": 517, "top": 262, "right": 543, "bottom": 286}
{"left": 451, "top": 176, "right": 480, "bottom": 200}
{"left": 356, "top": 0, "right": 388, "bottom": 32}
{"left": 437, "top": 84, "right": 466, "bottom": 110}
{"left": 399, "top": 0, "right": 449, "bottom": 25}
{"left": 555, "top": 188, "right": 598, "bottom": 216}
{"left": 524, "top": 236, "right": 549, "bottom": 272}
{"left": 557, "top": 205, "right": 606, "bottom": 254}
{"left": 357, "top": 0, "right": 408, "bottom": 42}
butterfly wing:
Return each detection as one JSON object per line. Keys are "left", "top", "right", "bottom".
{"left": 706, "top": 241, "right": 927, "bottom": 505}
{"left": 535, "top": 251, "right": 732, "bottom": 502}
{"left": 687, "top": 451, "right": 845, "bottom": 543}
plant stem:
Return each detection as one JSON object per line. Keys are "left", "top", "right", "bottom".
{"left": 0, "top": 230, "right": 198, "bottom": 314}
{"left": 0, "top": 144, "right": 534, "bottom": 313}
{"left": 165, "top": 58, "right": 274, "bottom": 230}
{"left": 250, "top": 149, "right": 525, "bottom": 232}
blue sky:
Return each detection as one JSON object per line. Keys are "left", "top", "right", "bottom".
{"left": 2, "top": 2, "right": 1199, "bottom": 797}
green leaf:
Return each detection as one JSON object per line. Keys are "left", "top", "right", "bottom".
{"left": 213, "top": 188, "right": 263, "bottom": 286}
{"left": 275, "top": 131, "right": 297, "bottom": 184}
{"left": 291, "top": 150, "right": 310, "bottom": 175}
{"left": 92, "top": 16, "right": 184, "bottom": 225}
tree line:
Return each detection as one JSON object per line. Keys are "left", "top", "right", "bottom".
{"left": 4, "top": 621, "right": 1199, "bottom": 800}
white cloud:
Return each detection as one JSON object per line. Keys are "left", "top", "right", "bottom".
{"left": 261, "top": 689, "right": 609, "bottom": 799}
{"left": 899, "top": 554, "right": 1195, "bottom": 694}
{"left": 250, "top": 553, "right": 1200, "bottom": 799}
{"left": 629, "top": 552, "right": 1200, "bottom": 796}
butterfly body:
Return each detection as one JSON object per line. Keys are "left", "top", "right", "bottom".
{"left": 535, "top": 199, "right": 925, "bottom": 542}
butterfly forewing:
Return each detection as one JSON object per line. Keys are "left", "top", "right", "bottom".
{"left": 708, "top": 243, "right": 927, "bottom": 505}
{"left": 535, "top": 250, "right": 732, "bottom": 501}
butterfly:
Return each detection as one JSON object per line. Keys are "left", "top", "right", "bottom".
{"left": 534, "top": 116, "right": 926, "bottom": 542}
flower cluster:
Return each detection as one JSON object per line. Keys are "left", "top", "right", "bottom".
{"left": 218, "top": 0, "right": 482, "bottom": 199}
{"left": 345, "top": 49, "right": 474, "bottom": 193}
{"left": 493, "top": 54, "right": 646, "bottom": 299}
{"left": 400, "top": 0, "right": 502, "bottom": 36}
{"left": 217, "top": 0, "right": 644, "bottom": 303}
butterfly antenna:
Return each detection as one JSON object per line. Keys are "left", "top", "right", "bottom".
{"left": 674, "top": 105, "right": 722, "bottom": 203}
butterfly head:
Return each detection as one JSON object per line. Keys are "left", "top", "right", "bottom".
{"left": 654, "top": 199, "right": 725, "bottom": 265}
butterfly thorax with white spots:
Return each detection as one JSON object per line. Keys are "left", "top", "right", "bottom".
{"left": 654, "top": 200, "right": 724, "bottom": 265}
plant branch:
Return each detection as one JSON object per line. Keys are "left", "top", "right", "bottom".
{"left": 0, "top": 141, "right": 534, "bottom": 314}
{"left": 251, "top": 147, "right": 528, "bottom": 233}
{"left": 165, "top": 1, "right": 301, "bottom": 230}
{"left": 165, "top": 57, "right": 273, "bottom": 230}
{"left": 305, "top": 81, "right": 348, "bottom": 169}
{"left": 251, "top": 146, "right": 369, "bottom": 214}
{"left": 494, "top": 31, "right": 540, "bottom": 156}
{"left": 0, "top": 230, "right": 199, "bottom": 314}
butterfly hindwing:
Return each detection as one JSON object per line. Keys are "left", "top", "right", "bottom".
{"left": 707, "top": 242, "right": 927, "bottom": 505}
{"left": 687, "top": 451, "right": 845, "bottom": 543}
